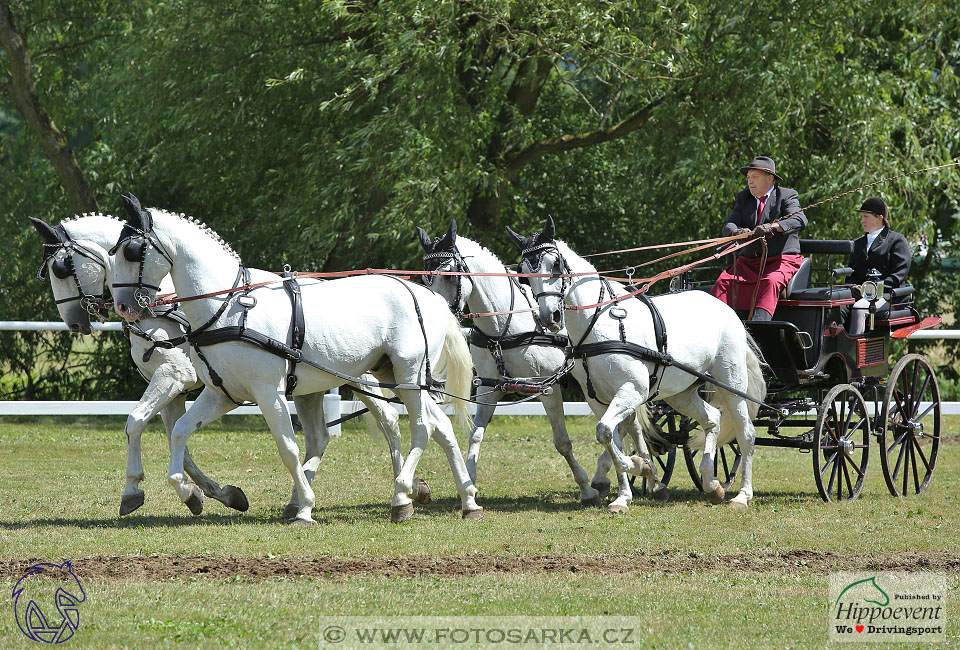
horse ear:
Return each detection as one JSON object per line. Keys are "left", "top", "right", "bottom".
{"left": 29, "top": 217, "right": 62, "bottom": 245}
{"left": 505, "top": 225, "right": 527, "bottom": 251}
{"left": 121, "top": 193, "right": 152, "bottom": 231}
{"left": 543, "top": 215, "right": 556, "bottom": 240}
{"left": 415, "top": 227, "right": 433, "bottom": 251}
{"left": 447, "top": 220, "right": 457, "bottom": 245}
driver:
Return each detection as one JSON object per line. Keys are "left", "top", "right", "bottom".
{"left": 844, "top": 197, "right": 911, "bottom": 335}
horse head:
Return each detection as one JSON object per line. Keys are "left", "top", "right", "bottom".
{"left": 110, "top": 193, "right": 173, "bottom": 322}
{"left": 416, "top": 220, "right": 472, "bottom": 317}
{"left": 505, "top": 216, "right": 567, "bottom": 332}
{"left": 30, "top": 217, "right": 109, "bottom": 334}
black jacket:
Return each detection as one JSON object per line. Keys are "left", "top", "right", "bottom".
{"left": 848, "top": 226, "right": 911, "bottom": 289}
{"left": 721, "top": 186, "right": 808, "bottom": 258}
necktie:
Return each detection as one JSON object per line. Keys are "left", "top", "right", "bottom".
{"left": 756, "top": 194, "right": 768, "bottom": 226}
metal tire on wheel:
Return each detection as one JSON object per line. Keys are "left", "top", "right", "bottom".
{"left": 813, "top": 384, "right": 870, "bottom": 502}
{"left": 879, "top": 354, "right": 941, "bottom": 497}
{"left": 683, "top": 439, "right": 741, "bottom": 493}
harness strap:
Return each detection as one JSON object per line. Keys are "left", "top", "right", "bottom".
{"left": 469, "top": 329, "right": 570, "bottom": 350}
{"left": 281, "top": 271, "right": 305, "bottom": 397}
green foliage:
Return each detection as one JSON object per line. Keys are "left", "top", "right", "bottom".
{"left": 3, "top": 0, "right": 960, "bottom": 397}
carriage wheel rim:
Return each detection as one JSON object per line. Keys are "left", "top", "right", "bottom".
{"left": 879, "top": 354, "right": 941, "bottom": 497}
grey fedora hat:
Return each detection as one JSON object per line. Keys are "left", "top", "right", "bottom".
{"left": 739, "top": 156, "right": 783, "bottom": 181}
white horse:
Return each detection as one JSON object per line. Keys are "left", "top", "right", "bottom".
{"left": 31, "top": 214, "right": 428, "bottom": 521}
{"left": 30, "top": 214, "right": 250, "bottom": 516}
{"left": 508, "top": 217, "right": 765, "bottom": 509}
{"left": 417, "top": 221, "right": 667, "bottom": 511}
{"left": 109, "top": 196, "right": 481, "bottom": 523}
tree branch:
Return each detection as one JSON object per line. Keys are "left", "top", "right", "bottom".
{"left": 0, "top": 1, "right": 97, "bottom": 213}
{"left": 504, "top": 95, "right": 665, "bottom": 179}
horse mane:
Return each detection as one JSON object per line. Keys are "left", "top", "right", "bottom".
{"left": 456, "top": 236, "right": 509, "bottom": 272}
{"left": 555, "top": 240, "right": 598, "bottom": 276}
{"left": 150, "top": 209, "right": 242, "bottom": 263}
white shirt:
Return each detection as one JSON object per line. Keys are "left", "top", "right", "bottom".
{"left": 755, "top": 186, "right": 774, "bottom": 212}
{"left": 866, "top": 227, "right": 883, "bottom": 251}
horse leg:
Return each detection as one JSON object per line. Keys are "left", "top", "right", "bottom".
{"left": 282, "top": 393, "right": 330, "bottom": 520}
{"left": 621, "top": 412, "right": 669, "bottom": 502}
{"left": 167, "top": 387, "right": 236, "bottom": 516}
{"left": 665, "top": 388, "right": 724, "bottom": 504}
{"left": 724, "top": 396, "right": 756, "bottom": 510}
{"left": 540, "top": 389, "right": 600, "bottom": 507}
{"left": 159, "top": 395, "right": 248, "bottom": 512}
{"left": 465, "top": 353, "right": 501, "bottom": 485}
{"left": 120, "top": 367, "right": 192, "bottom": 515}
{"left": 423, "top": 396, "right": 482, "bottom": 519}
{"left": 254, "top": 390, "right": 316, "bottom": 525}
{"left": 594, "top": 384, "right": 652, "bottom": 514}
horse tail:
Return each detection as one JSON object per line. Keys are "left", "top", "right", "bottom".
{"left": 435, "top": 310, "right": 473, "bottom": 432}
{"left": 688, "top": 331, "right": 767, "bottom": 451}
{"left": 633, "top": 404, "right": 673, "bottom": 455}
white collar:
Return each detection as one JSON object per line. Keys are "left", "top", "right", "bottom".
{"left": 755, "top": 186, "right": 775, "bottom": 202}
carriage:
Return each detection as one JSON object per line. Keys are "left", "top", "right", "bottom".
{"left": 639, "top": 238, "right": 942, "bottom": 503}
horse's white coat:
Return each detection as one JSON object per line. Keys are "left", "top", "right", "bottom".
{"left": 522, "top": 236, "right": 766, "bottom": 508}
{"left": 111, "top": 209, "right": 480, "bottom": 523}
{"left": 422, "top": 233, "right": 649, "bottom": 510}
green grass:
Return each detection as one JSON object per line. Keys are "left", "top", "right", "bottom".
{"left": 0, "top": 414, "right": 957, "bottom": 648}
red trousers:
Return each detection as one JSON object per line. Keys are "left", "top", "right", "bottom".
{"left": 709, "top": 254, "right": 805, "bottom": 315}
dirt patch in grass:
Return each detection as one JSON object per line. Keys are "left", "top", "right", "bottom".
{"left": 1, "top": 550, "right": 957, "bottom": 581}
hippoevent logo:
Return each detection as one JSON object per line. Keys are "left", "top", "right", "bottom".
{"left": 11, "top": 561, "right": 86, "bottom": 644}
{"left": 829, "top": 572, "right": 946, "bottom": 643}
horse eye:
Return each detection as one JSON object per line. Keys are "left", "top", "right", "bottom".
{"left": 52, "top": 258, "right": 72, "bottom": 279}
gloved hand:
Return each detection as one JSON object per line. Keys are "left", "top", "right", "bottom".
{"left": 731, "top": 227, "right": 752, "bottom": 236}
{"left": 754, "top": 222, "right": 781, "bottom": 238}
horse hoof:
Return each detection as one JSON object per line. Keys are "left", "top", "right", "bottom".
{"left": 223, "top": 485, "right": 249, "bottom": 512}
{"left": 462, "top": 507, "right": 484, "bottom": 521}
{"left": 629, "top": 455, "right": 654, "bottom": 477}
{"left": 282, "top": 503, "right": 299, "bottom": 520}
{"left": 412, "top": 478, "right": 432, "bottom": 505}
{"left": 288, "top": 516, "right": 317, "bottom": 526}
{"left": 728, "top": 496, "right": 749, "bottom": 510}
{"left": 705, "top": 485, "right": 725, "bottom": 505}
{"left": 184, "top": 485, "right": 204, "bottom": 516}
{"left": 608, "top": 503, "right": 629, "bottom": 514}
{"left": 391, "top": 503, "right": 415, "bottom": 523}
{"left": 650, "top": 485, "right": 670, "bottom": 503}
{"left": 590, "top": 481, "right": 611, "bottom": 497}
{"left": 119, "top": 492, "right": 145, "bottom": 516}
{"left": 580, "top": 494, "right": 603, "bottom": 508}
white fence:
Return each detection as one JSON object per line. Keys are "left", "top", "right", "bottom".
{"left": 2, "top": 322, "right": 959, "bottom": 426}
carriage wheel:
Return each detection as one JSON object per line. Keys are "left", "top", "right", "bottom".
{"left": 813, "top": 384, "right": 870, "bottom": 502}
{"left": 628, "top": 412, "right": 679, "bottom": 497}
{"left": 879, "top": 354, "right": 941, "bottom": 497}
{"left": 683, "top": 439, "right": 741, "bottom": 493}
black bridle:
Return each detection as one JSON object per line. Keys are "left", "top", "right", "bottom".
{"left": 109, "top": 223, "right": 175, "bottom": 311}
{"left": 37, "top": 226, "right": 110, "bottom": 318}
{"left": 422, "top": 248, "right": 472, "bottom": 319}
{"left": 518, "top": 241, "right": 571, "bottom": 323}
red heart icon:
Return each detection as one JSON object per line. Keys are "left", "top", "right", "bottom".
{"left": 856, "top": 625, "right": 864, "bottom": 633}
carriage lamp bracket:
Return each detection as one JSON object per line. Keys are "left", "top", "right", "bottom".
{"left": 797, "top": 331, "right": 814, "bottom": 349}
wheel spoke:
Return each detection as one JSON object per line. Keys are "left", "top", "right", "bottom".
{"left": 910, "top": 434, "right": 931, "bottom": 472}
{"left": 845, "top": 451, "right": 865, "bottom": 479}
{"left": 844, "top": 416, "right": 867, "bottom": 442}
{"left": 901, "top": 440, "right": 910, "bottom": 495}
{"left": 910, "top": 439, "right": 921, "bottom": 494}
{"left": 914, "top": 402, "right": 935, "bottom": 421}
{"left": 842, "top": 396, "right": 855, "bottom": 436}
{"left": 719, "top": 448, "right": 730, "bottom": 479}
{"left": 913, "top": 372, "right": 932, "bottom": 418}
{"left": 891, "top": 435, "right": 908, "bottom": 482}
{"left": 825, "top": 451, "right": 840, "bottom": 494}
{"left": 841, "top": 457, "right": 854, "bottom": 499}
{"left": 887, "top": 428, "right": 910, "bottom": 455}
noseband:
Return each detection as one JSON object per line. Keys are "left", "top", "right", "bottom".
{"left": 37, "top": 227, "right": 109, "bottom": 318}
{"left": 109, "top": 226, "right": 175, "bottom": 310}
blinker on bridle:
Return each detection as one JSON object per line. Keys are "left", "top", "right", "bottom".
{"left": 109, "top": 224, "right": 175, "bottom": 309}
{"left": 37, "top": 226, "right": 109, "bottom": 317}
{"left": 520, "top": 241, "right": 569, "bottom": 304}
{"left": 422, "top": 249, "right": 470, "bottom": 318}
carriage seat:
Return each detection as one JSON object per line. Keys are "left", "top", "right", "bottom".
{"left": 778, "top": 239, "right": 856, "bottom": 301}
{"left": 780, "top": 257, "right": 812, "bottom": 298}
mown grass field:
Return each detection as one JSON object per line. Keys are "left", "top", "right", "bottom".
{"left": 0, "top": 413, "right": 957, "bottom": 649}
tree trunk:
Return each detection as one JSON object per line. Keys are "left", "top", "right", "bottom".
{"left": 0, "top": 1, "right": 98, "bottom": 213}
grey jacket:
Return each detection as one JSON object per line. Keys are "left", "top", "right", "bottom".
{"left": 721, "top": 186, "right": 808, "bottom": 258}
